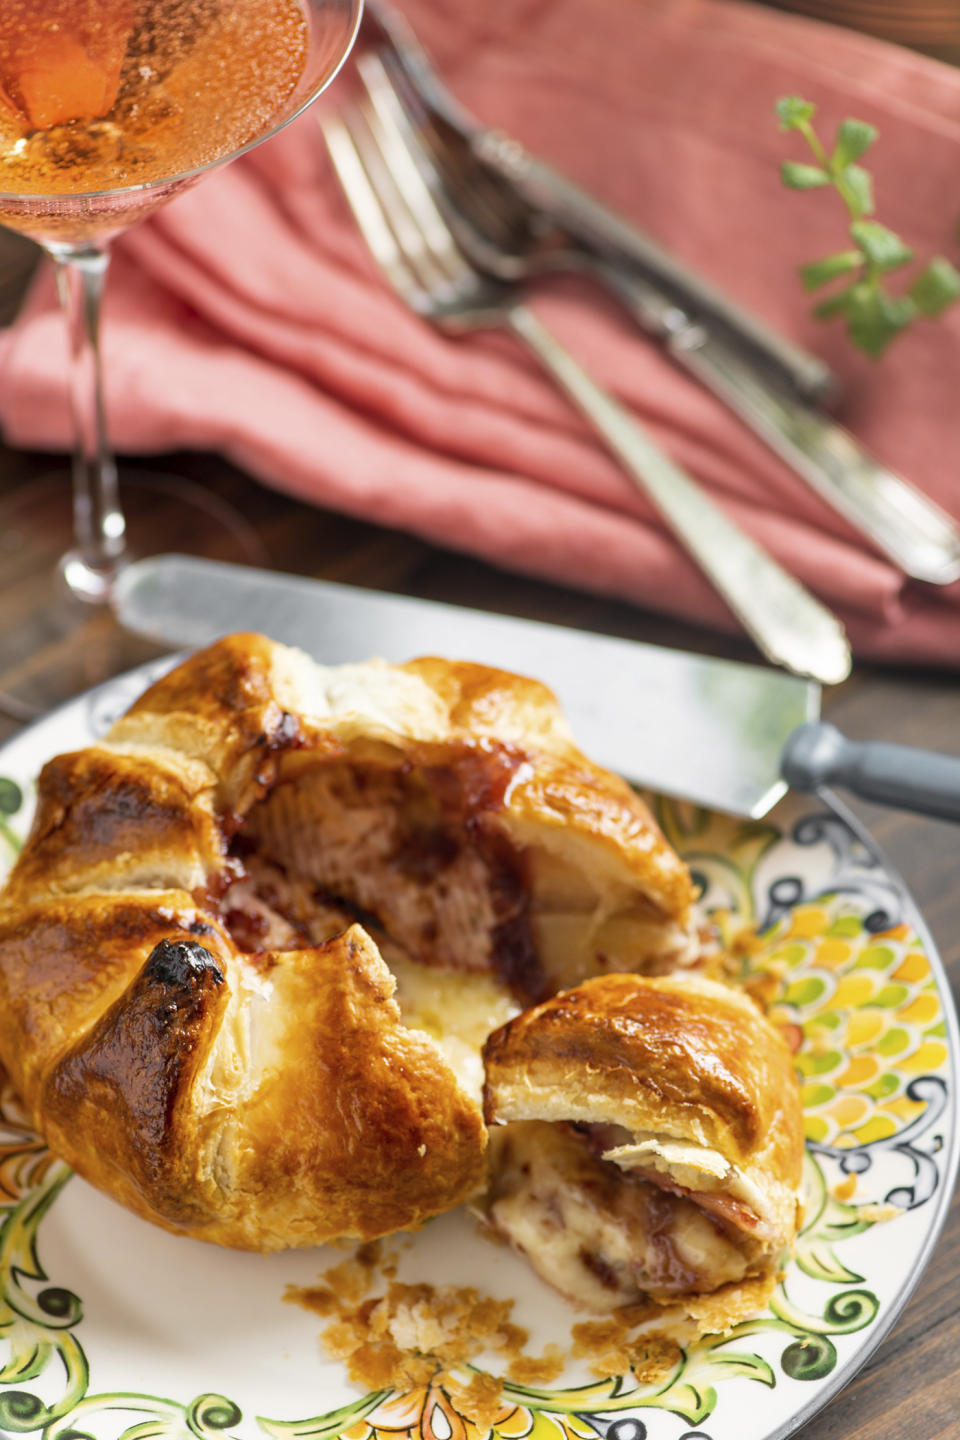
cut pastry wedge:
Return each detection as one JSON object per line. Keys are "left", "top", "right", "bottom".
{"left": 482, "top": 973, "right": 804, "bottom": 1315}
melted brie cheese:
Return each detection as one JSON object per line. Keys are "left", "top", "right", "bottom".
{"left": 389, "top": 952, "right": 519, "bottom": 1102}
{"left": 487, "top": 1122, "right": 752, "bottom": 1312}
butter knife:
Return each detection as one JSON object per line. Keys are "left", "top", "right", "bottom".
{"left": 599, "top": 267, "right": 960, "bottom": 586}
{"left": 114, "top": 555, "right": 960, "bottom": 822}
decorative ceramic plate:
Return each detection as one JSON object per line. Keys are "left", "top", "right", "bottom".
{"left": 0, "top": 660, "right": 956, "bottom": 1440}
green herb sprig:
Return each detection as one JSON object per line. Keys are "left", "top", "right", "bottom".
{"left": 776, "top": 95, "right": 960, "bottom": 358}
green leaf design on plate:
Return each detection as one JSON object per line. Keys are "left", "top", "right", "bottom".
{"left": 827, "top": 916, "right": 863, "bottom": 938}
{"left": 0, "top": 779, "right": 22, "bottom": 818}
{"left": 42, "top": 1393, "right": 245, "bottom": 1440}
{"left": 189, "top": 1395, "right": 245, "bottom": 1438}
{"left": 876, "top": 1027, "right": 910, "bottom": 1056}
{"left": 0, "top": 777, "right": 24, "bottom": 859}
{"left": 780, "top": 1334, "right": 837, "bottom": 1382}
{"left": 784, "top": 977, "right": 827, "bottom": 1007}
{"left": 796, "top": 1242, "right": 864, "bottom": 1286}
{"left": 258, "top": 1393, "right": 391, "bottom": 1440}
{"left": 770, "top": 1287, "right": 879, "bottom": 1336}
{"left": 854, "top": 946, "right": 896, "bottom": 971}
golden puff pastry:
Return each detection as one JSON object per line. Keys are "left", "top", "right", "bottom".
{"left": 0, "top": 634, "right": 697, "bottom": 1251}
{"left": 482, "top": 973, "right": 804, "bottom": 1314}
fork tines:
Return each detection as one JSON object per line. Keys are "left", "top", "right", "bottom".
{"left": 321, "top": 58, "right": 484, "bottom": 317}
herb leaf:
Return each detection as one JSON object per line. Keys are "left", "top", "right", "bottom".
{"left": 832, "top": 119, "right": 877, "bottom": 168}
{"left": 834, "top": 165, "right": 874, "bottom": 219}
{"left": 776, "top": 96, "right": 817, "bottom": 130}
{"left": 910, "top": 258, "right": 960, "bottom": 316}
{"left": 849, "top": 221, "right": 912, "bottom": 272}
{"left": 781, "top": 161, "right": 830, "bottom": 190}
{"left": 777, "top": 96, "right": 960, "bottom": 357}
{"left": 800, "top": 250, "right": 864, "bottom": 291}
{"left": 813, "top": 288, "right": 857, "bottom": 320}
{"left": 845, "top": 288, "right": 913, "bottom": 358}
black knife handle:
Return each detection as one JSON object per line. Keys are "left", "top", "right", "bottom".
{"left": 782, "top": 721, "right": 960, "bottom": 823}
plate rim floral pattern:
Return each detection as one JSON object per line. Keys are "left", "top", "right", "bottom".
{"left": 737, "top": 788, "right": 959, "bottom": 1440}
{"left": 0, "top": 658, "right": 956, "bottom": 1440}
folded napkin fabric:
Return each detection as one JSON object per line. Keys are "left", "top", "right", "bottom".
{"left": 2, "top": 0, "right": 960, "bottom": 664}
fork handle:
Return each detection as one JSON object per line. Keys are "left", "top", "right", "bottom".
{"left": 593, "top": 266, "right": 960, "bottom": 587}
{"left": 475, "top": 133, "right": 837, "bottom": 407}
{"left": 505, "top": 303, "right": 851, "bottom": 685}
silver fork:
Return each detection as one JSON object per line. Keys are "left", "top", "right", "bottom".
{"left": 359, "top": 15, "right": 960, "bottom": 589}
{"left": 320, "top": 92, "right": 852, "bottom": 685}
{"left": 358, "top": 0, "right": 837, "bottom": 409}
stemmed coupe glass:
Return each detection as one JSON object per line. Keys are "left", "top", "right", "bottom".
{"left": 0, "top": 0, "right": 362, "bottom": 718}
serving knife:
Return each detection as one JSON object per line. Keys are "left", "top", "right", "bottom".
{"left": 115, "top": 555, "right": 960, "bottom": 823}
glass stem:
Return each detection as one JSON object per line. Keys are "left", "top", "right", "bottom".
{"left": 52, "top": 245, "right": 127, "bottom": 604}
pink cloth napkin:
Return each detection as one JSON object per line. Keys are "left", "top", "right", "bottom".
{"left": 3, "top": 0, "right": 960, "bottom": 664}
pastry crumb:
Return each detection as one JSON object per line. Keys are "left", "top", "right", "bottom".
{"left": 858, "top": 1202, "right": 903, "bottom": 1224}
{"left": 629, "top": 1336, "right": 683, "bottom": 1385}
{"left": 506, "top": 1345, "right": 566, "bottom": 1385}
{"left": 445, "top": 1370, "right": 506, "bottom": 1429}
{"left": 834, "top": 1175, "right": 858, "bottom": 1203}
{"left": 679, "top": 1274, "right": 776, "bottom": 1336}
{"left": 570, "top": 1310, "right": 665, "bottom": 1379}
{"left": 283, "top": 1283, "right": 338, "bottom": 1317}
{"left": 288, "top": 1252, "right": 533, "bottom": 1407}
{"left": 731, "top": 924, "right": 765, "bottom": 958}
{"left": 288, "top": 1238, "right": 780, "bottom": 1399}
{"left": 321, "top": 1256, "right": 376, "bottom": 1305}
{"left": 570, "top": 1313, "right": 681, "bottom": 1381}
{"left": 570, "top": 1316, "right": 629, "bottom": 1357}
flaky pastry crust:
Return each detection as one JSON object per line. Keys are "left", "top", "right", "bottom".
{"left": 0, "top": 634, "right": 696, "bottom": 1251}
{"left": 482, "top": 973, "right": 804, "bottom": 1312}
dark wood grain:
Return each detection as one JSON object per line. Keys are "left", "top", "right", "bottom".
{"left": 0, "top": 224, "right": 956, "bottom": 1440}
{"left": 759, "top": 0, "right": 960, "bottom": 61}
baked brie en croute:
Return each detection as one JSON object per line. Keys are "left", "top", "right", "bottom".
{"left": 0, "top": 634, "right": 698, "bottom": 1251}
{"left": 482, "top": 974, "right": 804, "bottom": 1314}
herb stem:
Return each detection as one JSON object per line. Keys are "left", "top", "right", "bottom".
{"left": 797, "top": 120, "right": 829, "bottom": 170}
{"left": 777, "top": 94, "right": 960, "bottom": 357}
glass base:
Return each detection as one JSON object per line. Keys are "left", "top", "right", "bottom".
{"left": 0, "top": 471, "right": 267, "bottom": 722}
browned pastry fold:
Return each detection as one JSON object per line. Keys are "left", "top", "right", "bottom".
{"left": 0, "top": 634, "right": 697, "bottom": 1251}
{"left": 482, "top": 973, "right": 804, "bottom": 1315}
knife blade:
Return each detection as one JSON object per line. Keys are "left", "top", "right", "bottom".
{"left": 116, "top": 554, "right": 812, "bottom": 816}
{"left": 115, "top": 555, "right": 960, "bottom": 824}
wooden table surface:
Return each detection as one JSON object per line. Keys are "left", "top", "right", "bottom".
{"left": 0, "top": 213, "right": 957, "bottom": 1440}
